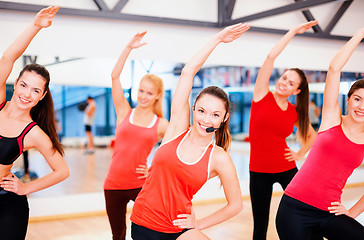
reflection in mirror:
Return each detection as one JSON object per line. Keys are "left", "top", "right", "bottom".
{"left": 7, "top": 55, "right": 363, "bottom": 220}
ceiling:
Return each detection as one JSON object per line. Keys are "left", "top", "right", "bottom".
{"left": 0, "top": 0, "right": 363, "bottom": 41}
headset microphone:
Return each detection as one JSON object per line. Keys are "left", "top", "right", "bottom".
{"left": 205, "top": 127, "right": 219, "bottom": 133}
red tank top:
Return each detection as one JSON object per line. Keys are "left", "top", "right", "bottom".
{"left": 285, "top": 124, "right": 364, "bottom": 211}
{"left": 130, "top": 129, "right": 214, "bottom": 233}
{"left": 104, "top": 109, "right": 159, "bottom": 190}
{"left": 249, "top": 92, "right": 297, "bottom": 173}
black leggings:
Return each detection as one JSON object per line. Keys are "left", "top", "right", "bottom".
{"left": 249, "top": 167, "right": 298, "bottom": 240}
{"left": 0, "top": 191, "right": 29, "bottom": 240}
{"left": 104, "top": 188, "right": 142, "bottom": 240}
{"left": 131, "top": 222, "right": 190, "bottom": 240}
{"left": 276, "top": 194, "right": 364, "bottom": 240}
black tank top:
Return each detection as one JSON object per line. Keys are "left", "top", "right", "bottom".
{"left": 0, "top": 102, "right": 37, "bottom": 165}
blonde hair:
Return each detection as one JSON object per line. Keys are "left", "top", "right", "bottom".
{"left": 140, "top": 74, "right": 164, "bottom": 118}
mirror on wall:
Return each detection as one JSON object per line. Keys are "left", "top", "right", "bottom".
{"left": 6, "top": 55, "right": 363, "bottom": 219}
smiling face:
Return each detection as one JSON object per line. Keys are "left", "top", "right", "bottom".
{"left": 137, "top": 78, "right": 160, "bottom": 109}
{"left": 347, "top": 88, "right": 364, "bottom": 123}
{"left": 275, "top": 70, "right": 302, "bottom": 97}
{"left": 193, "top": 94, "right": 228, "bottom": 135}
{"left": 13, "top": 71, "right": 47, "bottom": 110}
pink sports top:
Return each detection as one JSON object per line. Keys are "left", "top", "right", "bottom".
{"left": 131, "top": 129, "right": 214, "bottom": 233}
{"left": 285, "top": 124, "right": 364, "bottom": 210}
{"left": 104, "top": 109, "right": 159, "bottom": 190}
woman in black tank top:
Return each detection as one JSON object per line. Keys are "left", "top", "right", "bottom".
{"left": 0, "top": 6, "right": 69, "bottom": 240}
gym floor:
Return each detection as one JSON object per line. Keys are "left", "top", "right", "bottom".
{"left": 15, "top": 141, "right": 364, "bottom": 240}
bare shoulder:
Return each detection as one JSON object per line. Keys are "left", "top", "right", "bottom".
{"left": 211, "top": 145, "right": 231, "bottom": 165}
{"left": 26, "top": 124, "right": 45, "bottom": 137}
{"left": 210, "top": 145, "right": 237, "bottom": 179}
{"left": 24, "top": 125, "right": 51, "bottom": 149}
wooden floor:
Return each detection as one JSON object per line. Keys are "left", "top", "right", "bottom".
{"left": 13, "top": 147, "right": 114, "bottom": 198}
{"left": 13, "top": 145, "right": 363, "bottom": 240}
{"left": 26, "top": 187, "right": 364, "bottom": 240}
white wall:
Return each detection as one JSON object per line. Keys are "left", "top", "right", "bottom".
{"left": 0, "top": 4, "right": 363, "bottom": 87}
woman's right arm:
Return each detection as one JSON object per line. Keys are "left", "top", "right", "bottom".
{"left": 0, "top": 6, "right": 59, "bottom": 103}
{"left": 253, "top": 20, "right": 318, "bottom": 102}
{"left": 111, "top": 32, "right": 147, "bottom": 124}
{"left": 163, "top": 23, "right": 250, "bottom": 142}
{"left": 320, "top": 28, "right": 364, "bottom": 131}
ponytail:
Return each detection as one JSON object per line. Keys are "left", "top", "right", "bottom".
{"left": 215, "top": 117, "right": 231, "bottom": 152}
{"left": 290, "top": 68, "right": 309, "bottom": 142}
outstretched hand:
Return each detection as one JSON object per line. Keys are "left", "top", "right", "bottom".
{"left": 127, "top": 31, "right": 148, "bottom": 49}
{"left": 34, "top": 5, "right": 60, "bottom": 28}
{"left": 217, "top": 23, "right": 250, "bottom": 43}
{"left": 295, "top": 20, "right": 318, "bottom": 34}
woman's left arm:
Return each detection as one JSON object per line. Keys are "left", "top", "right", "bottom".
{"left": 1, "top": 126, "right": 69, "bottom": 195}
{"left": 329, "top": 195, "right": 364, "bottom": 219}
{"left": 285, "top": 122, "right": 317, "bottom": 161}
{"left": 196, "top": 148, "right": 243, "bottom": 230}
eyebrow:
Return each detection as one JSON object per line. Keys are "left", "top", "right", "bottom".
{"left": 352, "top": 94, "right": 362, "bottom": 99}
{"left": 20, "top": 81, "right": 42, "bottom": 92}
{"left": 197, "top": 106, "right": 222, "bottom": 113}
{"left": 20, "top": 80, "right": 27, "bottom": 85}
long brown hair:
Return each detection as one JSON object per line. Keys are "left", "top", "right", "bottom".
{"left": 17, "top": 63, "right": 64, "bottom": 156}
{"left": 194, "top": 86, "right": 231, "bottom": 151}
{"left": 140, "top": 74, "right": 164, "bottom": 118}
{"left": 289, "top": 68, "right": 309, "bottom": 142}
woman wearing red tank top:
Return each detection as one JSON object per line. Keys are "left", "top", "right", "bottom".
{"left": 103, "top": 32, "right": 169, "bottom": 240}
{"left": 130, "top": 23, "right": 250, "bottom": 240}
{"left": 276, "top": 29, "right": 364, "bottom": 240}
{"left": 248, "top": 21, "right": 318, "bottom": 240}
{"left": 0, "top": 6, "right": 69, "bottom": 240}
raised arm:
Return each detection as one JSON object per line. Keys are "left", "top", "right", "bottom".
{"left": 111, "top": 32, "right": 147, "bottom": 124}
{"left": 320, "top": 28, "right": 364, "bottom": 131}
{"left": 253, "top": 20, "right": 318, "bottom": 102}
{"left": 0, "top": 6, "right": 59, "bottom": 103}
{"left": 165, "top": 23, "right": 250, "bottom": 140}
